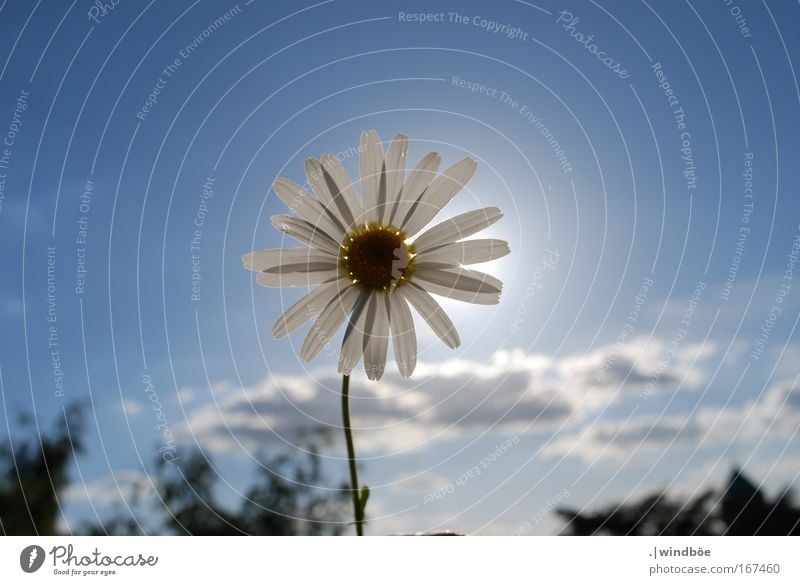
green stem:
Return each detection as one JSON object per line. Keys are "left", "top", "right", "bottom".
{"left": 341, "top": 374, "right": 364, "bottom": 535}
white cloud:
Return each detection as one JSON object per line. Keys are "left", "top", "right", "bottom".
{"left": 544, "top": 414, "right": 704, "bottom": 461}
{"left": 747, "top": 454, "right": 800, "bottom": 490}
{"left": 63, "top": 470, "right": 157, "bottom": 506}
{"left": 546, "top": 378, "right": 800, "bottom": 462}
{"left": 177, "top": 336, "right": 716, "bottom": 455}
{"left": 387, "top": 471, "right": 450, "bottom": 495}
{"left": 120, "top": 400, "right": 143, "bottom": 415}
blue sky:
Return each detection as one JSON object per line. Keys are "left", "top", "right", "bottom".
{"left": 1, "top": 0, "right": 799, "bottom": 535}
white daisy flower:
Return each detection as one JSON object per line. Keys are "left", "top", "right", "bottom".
{"left": 243, "top": 130, "right": 509, "bottom": 381}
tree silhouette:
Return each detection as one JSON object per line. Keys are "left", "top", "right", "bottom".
{"left": 0, "top": 404, "right": 85, "bottom": 535}
{"left": 95, "top": 429, "right": 349, "bottom": 536}
{"left": 2, "top": 404, "right": 347, "bottom": 535}
{"left": 558, "top": 468, "right": 800, "bottom": 536}
{"left": 721, "top": 469, "right": 800, "bottom": 535}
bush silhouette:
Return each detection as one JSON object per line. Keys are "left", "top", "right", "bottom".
{"left": 2, "top": 405, "right": 347, "bottom": 535}
{"left": 557, "top": 468, "right": 800, "bottom": 536}
{"left": 0, "top": 404, "right": 85, "bottom": 535}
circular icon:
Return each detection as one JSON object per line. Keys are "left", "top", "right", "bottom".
{"left": 19, "top": 545, "right": 45, "bottom": 573}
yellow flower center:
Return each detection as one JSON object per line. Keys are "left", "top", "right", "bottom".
{"left": 340, "top": 223, "right": 415, "bottom": 291}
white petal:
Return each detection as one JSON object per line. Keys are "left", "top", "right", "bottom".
{"left": 363, "top": 294, "right": 389, "bottom": 380}
{"left": 389, "top": 151, "right": 440, "bottom": 227}
{"left": 398, "top": 283, "right": 460, "bottom": 349}
{"left": 256, "top": 268, "right": 339, "bottom": 288}
{"left": 412, "top": 207, "right": 503, "bottom": 252}
{"left": 271, "top": 215, "right": 341, "bottom": 255}
{"left": 403, "top": 157, "right": 477, "bottom": 236}
{"left": 412, "top": 265, "right": 502, "bottom": 305}
{"left": 359, "top": 130, "right": 384, "bottom": 223}
{"left": 242, "top": 248, "right": 336, "bottom": 272}
{"left": 245, "top": 247, "right": 339, "bottom": 287}
{"left": 273, "top": 178, "right": 344, "bottom": 239}
{"left": 300, "top": 285, "right": 360, "bottom": 361}
{"left": 320, "top": 153, "right": 362, "bottom": 228}
{"left": 305, "top": 158, "right": 351, "bottom": 231}
{"left": 414, "top": 239, "right": 510, "bottom": 265}
{"left": 382, "top": 133, "right": 407, "bottom": 222}
{"left": 338, "top": 291, "right": 371, "bottom": 374}
{"left": 304, "top": 158, "right": 334, "bottom": 208}
{"left": 270, "top": 278, "right": 347, "bottom": 338}
{"left": 388, "top": 294, "right": 416, "bottom": 377}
